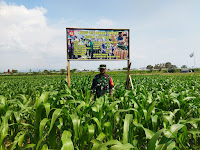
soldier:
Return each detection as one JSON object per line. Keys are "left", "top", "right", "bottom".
{"left": 91, "top": 64, "right": 114, "bottom": 100}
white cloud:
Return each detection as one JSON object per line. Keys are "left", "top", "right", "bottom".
{"left": 96, "top": 19, "right": 116, "bottom": 28}
{"left": 0, "top": 2, "right": 125, "bottom": 72}
{"left": 0, "top": 2, "right": 66, "bottom": 71}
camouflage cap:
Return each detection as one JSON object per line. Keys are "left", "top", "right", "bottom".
{"left": 99, "top": 64, "right": 106, "bottom": 69}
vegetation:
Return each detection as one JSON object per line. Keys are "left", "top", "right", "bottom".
{"left": 147, "top": 62, "right": 178, "bottom": 72}
{"left": 0, "top": 75, "right": 200, "bottom": 149}
{"left": 181, "top": 65, "right": 187, "bottom": 69}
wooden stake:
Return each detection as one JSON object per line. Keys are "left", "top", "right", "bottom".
{"left": 126, "top": 61, "right": 131, "bottom": 90}
{"left": 126, "top": 29, "right": 130, "bottom": 90}
{"left": 129, "top": 75, "right": 133, "bottom": 90}
{"left": 67, "top": 60, "right": 71, "bottom": 87}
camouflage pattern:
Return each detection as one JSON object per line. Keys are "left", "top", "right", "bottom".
{"left": 91, "top": 74, "right": 114, "bottom": 98}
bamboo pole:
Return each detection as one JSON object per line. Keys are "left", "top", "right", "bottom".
{"left": 126, "top": 29, "right": 130, "bottom": 90}
{"left": 127, "top": 60, "right": 130, "bottom": 90}
{"left": 67, "top": 60, "right": 71, "bottom": 87}
{"left": 129, "top": 75, "right": 133, "bottom": 90}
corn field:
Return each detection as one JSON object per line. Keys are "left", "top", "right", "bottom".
{"left": 0, "top": 75, "right": 200, "bottom": 150}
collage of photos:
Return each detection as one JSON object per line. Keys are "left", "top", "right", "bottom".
{"left": 67, "top": 29, "right": 129, "bottom": 60}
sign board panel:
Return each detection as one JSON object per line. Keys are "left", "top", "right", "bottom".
{"left": 66, "top": 28, "right": 129, "bottom": 60}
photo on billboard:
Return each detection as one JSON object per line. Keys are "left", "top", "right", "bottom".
{"left": 66, "top": 28, "right": 129, "bottom": 60}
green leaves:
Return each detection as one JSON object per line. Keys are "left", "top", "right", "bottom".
{"left": 39, "top": 118, "right": 49, "bottom": 138}
{"left": 0, "top": 96, "right": 7, "bottom": 117}
{"left": 97, "top": 140, "right": 134, "bottom": 150}
{"left": 147, "top": 129, "right": 165, "bottom": 150}
{"left": 147, "top": 124, "right": 185, "bottom": 150}
{"left": 36, "top": 92, "right": 49, "bottom": 108}
{"left": 49, "top": 109, "right": 62, "bottom": 133}
{"left": 70, "top": 113, "right": 80, "bottom": 140}
{"left": 0, "top": 74, "right": 200, "bottom": 149}
{"left": 123, "top": 114, "right": 133, "bottom": 144}
{"left": 61, "top": 131, "right": 74, "bottom": 150}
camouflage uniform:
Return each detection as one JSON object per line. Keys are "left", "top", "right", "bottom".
{"left": 91, "top": 74, "right": 114, "bottom": 98}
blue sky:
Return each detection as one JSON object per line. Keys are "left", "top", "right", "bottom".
{"left": 0, "top": 0, "right": 200, "bottom": 71}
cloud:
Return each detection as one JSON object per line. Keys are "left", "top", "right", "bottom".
{"left": 0, "top": 1, "right": 66, "bottom": 71}
{"left": 0, "top": 1, "right": 123, "bottom": 72}
{"left": 96, "top": 19, "right": 116, "bottom": 28}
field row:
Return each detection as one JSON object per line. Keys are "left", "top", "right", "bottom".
{"left": 0, "top": 75, "right": 200, "bottom": 149}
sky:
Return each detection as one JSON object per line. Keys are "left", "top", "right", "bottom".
{"left": 0, "top": 0, "right": 200, "bottom": 72}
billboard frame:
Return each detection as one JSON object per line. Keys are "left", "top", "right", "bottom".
{"left": 66, "top": 27, "right": 130, "bottom": 61}
{"left": 66, "top": 27, "right": 130, "bottom": 89}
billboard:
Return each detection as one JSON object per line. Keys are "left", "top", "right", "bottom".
{"left": 66, "top": 28, "right": 129, "bottom": 60}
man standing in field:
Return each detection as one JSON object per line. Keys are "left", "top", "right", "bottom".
{"left": 91, "top": 64, "right": 114, "bottom": 99}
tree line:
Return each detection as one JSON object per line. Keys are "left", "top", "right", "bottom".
{"left": 146, "top": 62, "right": 188, "bottom": 73}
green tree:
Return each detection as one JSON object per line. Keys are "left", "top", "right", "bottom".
{"left": 165, "top": 62, "right": 172, "bottom": 68}
{"left": 70, "top": 69, "right": 77, "bottom": 73}
{"left": 43, "top": 70, "right": 49, "bottom": 74}
{"left": 146, "top": 65, "right": 153, "bottom": 70}
{"left": 60, "top": 69, "right": 66, "bottom": 75}
{"left": 181, "top": 65, "right": 187, "bottom": 68}
{"left": 154, "top": 64, "right": 159, "bottom": 69}
{"left": 122, "top": 67, "right": 128, "bottom": 70}
{"left": 168, "top": 65, "right": 177, "bottom": 73}
{"left": 154, "top": 64, "right": 164, "bottom": 71}
{"left": 146, "top": 65, "right": 153, "bottom": 72}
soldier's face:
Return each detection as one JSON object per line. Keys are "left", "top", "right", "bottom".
{"left": 100, "top": 68, "right": 106, "bottom": 73}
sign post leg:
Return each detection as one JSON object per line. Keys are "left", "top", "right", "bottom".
{"left": 67, "top": 60, "right": 71, "bottom": 87}
{"left": 129, "top": 75, "right": 133, "bottom": 90}
{"left": 126, "top": 60, "right": 131, "bottom": 90}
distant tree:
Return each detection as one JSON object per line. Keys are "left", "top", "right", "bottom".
{"left": 172, "top": 65, "right": 177, "bottom": 69}
{"left": 146, "top": 65, "right": 153, "bottom": 70}
{"left": 154, "top": 63, "right": 164, "bottom": 69}
{"left": 70, "top": 69, "right": 77, "bottom": 73}
{"left": 181, "top": 65, "right": 187, "bottom": 68}
{"left": 168, "top": 65, "right": 177, "bottom": 73}
{"left": 60, "top": 69, "right": 66, "bottom": 74}
{"left": 161, "top": 63, "right": 165, "bottom": 68}
{"left": 33, "top": 72, "right": 39, "bottom": 75}
{"left": 122, "top": 67, "right": 128, "bottom": 70}
{"left": 154, "top": 64, "right": 160, "bottom": 69}
{"left": 43, "top": 70, "right": 49, "bottom": 74}
{"left": 83, "top": 69, "right": 89, "bottom": 71}
{"left": 146, "top": 65, "right": 153, "bottom": 72}
{"left": 165, "top": 62, "right": 172, "bottom": 69}
{"left": 154, "top": 64, "right": 163, "bottom": 71}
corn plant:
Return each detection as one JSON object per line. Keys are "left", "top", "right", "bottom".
{"left": 0, "top": 75, "right": 200, "bottom": 149}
